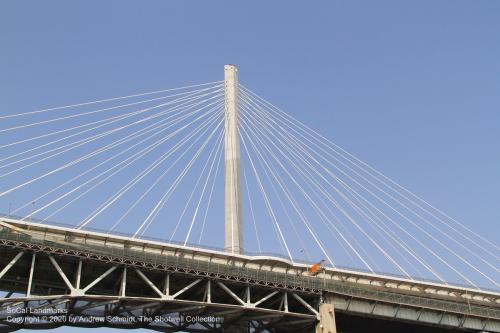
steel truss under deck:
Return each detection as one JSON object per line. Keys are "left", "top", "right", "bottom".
{"left": 0, "top": 222, "right": 499, "bottom": 332}
{"left": 0, "top": 247, "right": 318, "bottom": 332}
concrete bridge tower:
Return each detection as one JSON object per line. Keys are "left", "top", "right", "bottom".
{"left": 224, "top": 64, "right": 243, "bottom": 254}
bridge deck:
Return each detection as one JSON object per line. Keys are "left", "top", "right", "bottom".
{"left": 0, "top": 218, "right": 499, "bottom": 332}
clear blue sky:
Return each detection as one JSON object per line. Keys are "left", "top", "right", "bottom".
{"left": 1, "top": 1, "right": 499, "bottom": 331}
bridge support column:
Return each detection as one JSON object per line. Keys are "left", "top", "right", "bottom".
{"left": 315, "top": 303, "right": 337, "bottom": 333}
{"left": 224, "top": 64, "right": 243, "bottom": 254}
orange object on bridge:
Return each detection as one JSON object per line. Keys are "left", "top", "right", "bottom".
{"left": 309, "top": 259, "right": 325, "bottom": 276}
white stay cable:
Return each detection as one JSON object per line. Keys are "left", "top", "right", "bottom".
{"left": 0, "top": 86, "right": 223, "bottom": 166}
{"left": 48, "top": 107, "right": 221, "bottom": 227}
{"left": 241, "top": 111, "right": 365, "bottom": 270}
{"left": 243, "top": 169, "right": 263, "bottom": 254}
{"left": 241, "top": 105, "right": 371, "bottom": 267}
{"left": 250, "top": 130, "right": 325, "bottom": 265}
{"left": 0, "top": 81, "right": 222, "bottom": 120}
{"left": 241, "top": 87, "right": 499, "bottom": 264}
{"left": 243, "top": 91, "right": 499, "bottom": 270}
{"left": 139, "top": 118, "right": 225, "bottom": 238}
{"left": 0, "top": 94, "right": 224, "bottom": 186}
{"left": 241, "top": 92, "right": 496, "bottom": 287}
{"left": 132, "top": 118, "right": 220, "bottom": 239}
{"left": 246, "top": 109, "right": 415, "bottom": 278}
{"left": 0, "top": 90, "right": 223, "bottom": 174}
{"left": 272, "top": 112, "right": 498, "bottom": 280}
{"left": 244, "top": 100, "right": 497, "bottom": 288}
{"left": 198, "top": 137, "right": 224, "bottom": 245}
{"left": 240, "top": 85, "right": 499, "bottom": 256}
{"left": 240, "top": 110, "right": 335, "bottom": 267}
{"left": 0, "top": 84, "right": 223, "bottom": 134}
{"left": 138, "top": 117, "right": 225, "bottom": 238}
{"left": 0, "top": 96, "right": 223, "bottom": 200}
{"left": 78, "top": 107, "right": 223, "bottom": 230}
{"left": 11, "top": 100, "right": 220, "bottom": 217}
{"left": 154, "top": 123, "right": 224, "bottom": 239}
{"left": 239, "top": 131, "right": 292, "bottom": 261}
{"left": 242, "top": 102, "right": 389, "bottom": 271}
{"left": 22, "top": 107, "right": 220, "bottom": 222}
{"left": 0, "top": 84, "right": 222, "bottom": 150}
{"left": 241, "top": 104, "right": 412, "bottom": 276}
{"left": 241, "top": 96, "right": 449, "bottom": 280}
{"left": 184, "top": 131, "right": 225, "bottom": 245}
{"left": 241, "top": 115, "right": 312, "bottom": 261}
{"left": 109, "top": 115, "right": 223, "bottom": 233}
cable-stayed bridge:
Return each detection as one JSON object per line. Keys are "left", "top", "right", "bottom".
{"left": 0, "top": 65, "right": 498, "bottom": 332}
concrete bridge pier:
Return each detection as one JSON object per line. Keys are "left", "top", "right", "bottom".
{"left": 316, "top": 302, "right": 337, "bottom": 333}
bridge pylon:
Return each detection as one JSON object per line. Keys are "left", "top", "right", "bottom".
{"left": 224, "top": 64, "right": 243, "bottom": 254}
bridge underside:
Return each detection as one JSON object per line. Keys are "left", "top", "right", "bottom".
{"left": 329, "top": 293, "right": 500, "bottom": 332}
{"left": 335, "top": 312, "right": 486, "bottom": 333}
